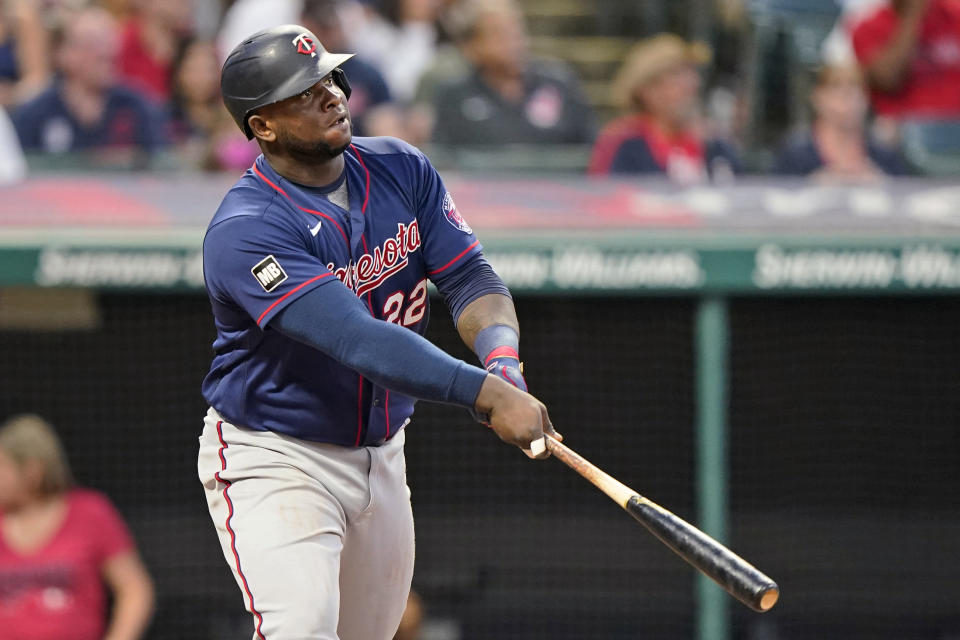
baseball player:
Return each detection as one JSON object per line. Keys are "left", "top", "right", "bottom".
{"left": 197, "top": 24, "right": 560, "bottom": 640}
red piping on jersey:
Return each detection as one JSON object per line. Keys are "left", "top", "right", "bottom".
{"left": 350, "top": 144, "right": 371, "bottom": 214}
{"left": 214, "top": 421, "right": 266, "bottom": 640}
{"left": 252, "top": 164, "right": 350, "bottom": 247}
{"left": 355, "top": 376, "right": 364, "bottom": 446}
{"left": 428, "top": 240, "right": 480, "bottom": 275}
{"left": 350, "top": 145, "right": 374, "bottom": 311}
{"left": 359, "top": 235, "right": 375, "bottom": 314}
{"left": 256, "top": 273, "right": 333, "bottom": 326}
{"left": 484, "top": 346, "right": 520, "bottom": 366}
{"left": 353, "top": 148, "right": 372, "bottom": 448}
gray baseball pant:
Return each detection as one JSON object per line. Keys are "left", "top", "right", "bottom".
{"left": 197, "top": 407, "right": 415, "bottom": 640}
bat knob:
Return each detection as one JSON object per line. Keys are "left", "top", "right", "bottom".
{"left": 758, "top": 586, "right": 780, "bottom": 612}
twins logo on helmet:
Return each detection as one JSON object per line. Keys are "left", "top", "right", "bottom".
{"left": 292, "top": 33, "right": 318, "bottom": 57}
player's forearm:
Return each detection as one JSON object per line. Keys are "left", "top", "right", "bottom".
{"left": 458, "top": 293, "right": 527, "bottom": 395}
{"left": 456, "top": 293, "right": 519, "bottom": 352}
{"left": 432, "top": 252, "right": 511, "bottom": 331}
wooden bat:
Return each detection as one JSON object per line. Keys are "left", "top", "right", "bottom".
{"left": 542, "top": 435, "right": 780, "bottom": 612}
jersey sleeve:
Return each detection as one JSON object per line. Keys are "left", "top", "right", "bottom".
{"left": 203, "top": 211, "right": 338, "bottom": 327}
{"left": 411, "top": 151, "right": 483, "bottom": 278}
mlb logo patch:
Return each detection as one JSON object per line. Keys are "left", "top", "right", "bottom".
{"left": 251, "top": 255, "right": 288, "bottom": 292}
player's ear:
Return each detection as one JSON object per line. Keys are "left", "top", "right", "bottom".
{"left": 247, "top": 113, "right": 277, "bottom": 143}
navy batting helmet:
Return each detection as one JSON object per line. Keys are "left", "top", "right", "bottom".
{"left": 221, "top": 24, "right": 354, "bottom": 140}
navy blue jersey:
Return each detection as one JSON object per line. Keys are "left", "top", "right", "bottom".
{"left": 202, "top": 137, "right": 482, "bottom": 446}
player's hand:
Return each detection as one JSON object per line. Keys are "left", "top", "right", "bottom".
{"left": 485, "top": 356, "right": 527, "bottom": 392}
{"left": 474, "top": 375, "right": 561, "bottom": 458}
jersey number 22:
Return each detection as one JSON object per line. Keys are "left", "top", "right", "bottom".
{"left": 382, "top": 278, "right": 427, "bottom": 327}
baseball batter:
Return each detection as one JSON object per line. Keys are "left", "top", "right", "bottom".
{"left": 197, "top": 25, "right": 560, "bottom": 640}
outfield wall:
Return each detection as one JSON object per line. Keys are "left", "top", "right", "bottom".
{"left": 1, "top": 175, "right": 958, "bottom": 640}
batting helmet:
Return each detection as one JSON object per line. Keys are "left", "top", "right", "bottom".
{"left": 221, "top": 24, "right": 354, "bottom": 140}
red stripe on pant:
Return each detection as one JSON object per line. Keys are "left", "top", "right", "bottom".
{"left": 215, "top": 420, "right": 267, "bottom": 640}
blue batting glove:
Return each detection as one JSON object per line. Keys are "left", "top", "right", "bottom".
{"left": 485, "top": 353, "right": 527, "bottom": 392}
{"left": 471, "top": 324, "right": 527, "bottom": 423}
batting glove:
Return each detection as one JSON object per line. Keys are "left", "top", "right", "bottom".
{"left": 485, "top": 352, "right": 527, "bottom": 392}
{"left": 471, "top": 324, "right": 527, "bottom": 423}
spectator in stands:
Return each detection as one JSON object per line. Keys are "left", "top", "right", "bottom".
{"left": 851, "top": 0, "right": 960, "bottom": 119}
{"left": 116, "top": 0, "right": 194, "bottom": 103}
{"left": 105, "top": 0, "right": 219, "bottom": 41}
{"left": 822, "top": 0, "right": 886, "bottom": 65}
{"left": 430, "top": 0, "right": 595, "bottom": 146}
{"left": 168, "top": 38, "right": 220, "bottom": 144}
{"left": 100, "top": 0, "right": 132, "bottom": 21}
{"left": 12, "top": 6, "right": 166, "bottom": 165}
{"left": 33, "top": 0, "right": 90, "bottom": 37}
{"left": 589, "top": 34, "right": 740, "bottom": 183}
{"left": 217, "top": 0, "right": 303, "bottom": 63}
{"left": 407, "top": 2, "right": 473, "bottom": 145}
{"left": 300, "top": 0, "right": 405, "bottom": 137}
{"left": 168, "top": 37, "right": 257, "bottom": 171}
{"left": 774, "top": 64, "right": 907, "bottom": 180}
{"left": 347, "top": 0, "right": 442, "bottom": 104}
{"left": 0, "top": 414, "right": 154, "bottom": 640}
{"left": 0, "top": 0, "right": 50, "bottom": 108}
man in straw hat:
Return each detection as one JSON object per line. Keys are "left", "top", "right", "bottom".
{"left": 589, "top": 33, "right": 740, "bottom": 182}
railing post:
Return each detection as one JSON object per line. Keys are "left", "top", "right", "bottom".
{"left": 695, "top": 296, "right": 731, "bottom": 640}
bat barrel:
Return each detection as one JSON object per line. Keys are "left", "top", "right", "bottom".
{"left": 626, "top": 496, "right": 780, "bottom": 612}
{"left": 544, "top": 436, "right": 779, "bottom": 612}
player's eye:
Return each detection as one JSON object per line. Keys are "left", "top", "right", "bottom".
{"left": 300, "top": 89, "right": 312, "bottom": 99}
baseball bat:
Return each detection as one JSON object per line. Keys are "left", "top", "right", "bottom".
{"left": 543, "top": 435, "right": 779, "bottom": 612}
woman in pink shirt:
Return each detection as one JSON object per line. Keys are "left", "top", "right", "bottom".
{"left": 0, "top": 414, "right": 154, "bottom": 640}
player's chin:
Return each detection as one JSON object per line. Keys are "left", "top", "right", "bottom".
{"left": 327, "top": 136, "right": 351, "bottom": 158}
{"left": 325, "top": 125, "right": 352, "bottom": 154}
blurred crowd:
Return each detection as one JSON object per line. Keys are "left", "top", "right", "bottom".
{"left": 2, "top": 0, "right": 960, "bottom": 182}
